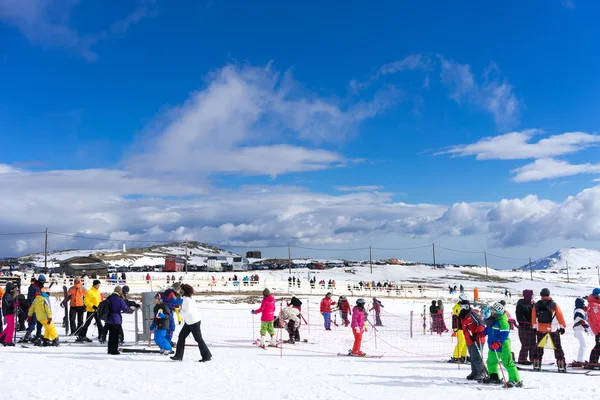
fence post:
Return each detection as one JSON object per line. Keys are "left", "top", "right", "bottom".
{"left": 410, "top": 310, "right": 413, "bottom": 338}
{"left": 134, "top": 308, "right": 139, "bottom": 345}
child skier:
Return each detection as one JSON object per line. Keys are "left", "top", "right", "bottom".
{"left": 150, "top": 293, "right": 173, "bottom": 355}
{"left": 279, "top": 305, "right": 301, "bottom": 344}
{"left": 370, "top": 298, "right": 383, "bottom": 326}
{"left": 573, "top": 297, "right": 590, "bottom": 363}
{"left": 458, "top": 299, "right": 486, "bottom": 381}
{"left": 0, "top": 282, "right": 18, "bottom": 346}
{"left": 450, "top": 301, "right": 467, "bottom": 363}
{"left": 339, "top": 296, "right": 351, "bottom": 327}
{"left": 350, "top": 298, "right": 367, "bottom": 356}
{"left": 483, "top": 302, "right": 522, "bottom": 388}
{"left": 252, "top": 288, "right": 277, "bottom": 348}
{"left": 28, "top": 287, "right": 59, "bottom": 346}
{"left": 588, "top": 288, "right": 600, "bottom": 365}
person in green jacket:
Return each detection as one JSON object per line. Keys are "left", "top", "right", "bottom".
{"left": 482, "top": 302, "right": 522, "bottom": 388}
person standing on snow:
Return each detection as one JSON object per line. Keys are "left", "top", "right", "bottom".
{"left": 573, "top": 297, "right": 590, "bottom": 363}
{"left": 161, "top": 283, "right": 184, "bottom": 346}
{"left": 252, "top": 288, "right": 277, "bottom": 348}
{"left": 104, "top": 286, "right": 133, "bottom": 355}
{"left": 66, "top": 277, "right": 86, "bottom": 335}
{"left": 171, "top": 284, "right": 212, "bottom": 362}
{"left": 350, "top": 298, "right": 367, "bottom": 356}
{"left": 279, "top": 305, "right": 301, "bottom": 344}
{"left": 586, "top": 288, "right": 600, "bottom": 365}
{"left": 0, "top": 282, "right": 18, "bottom": 346}
{"left": 78, "top": 280, "right": 104, "bottom": 343}
{"left": 339, "top": 296, "right": 351, "bottom": 327}
{"left": 515, "top": 289, "right": 535, "bottom": 365}
{"left": 28, "top": 287, "right": 59, "bottom": 346}
{"left": 482, "top": 302, "right": 522, "bottom": 387}
{"left": 20, "top": 275, "right": 46, "bottom": 343}
{"left": 459, "top": 299, "right": 486, "bottom": 381}
{"left": 450, "top": 296, "right": 468, "bottom": 363}
{"left": 150, "top": 293, "right": 173, "bottom": 355}
{"left": 320, "top": 292, "right": 336, "bottom": 331}
{"left": 531, "top": 288, "right": 567, "bottom": 372}
{"left": 370, "top": 298, "right": 383, "bottom": 326}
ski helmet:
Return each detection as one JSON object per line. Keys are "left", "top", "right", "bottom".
{"left": 38, "top": 274, "right": 46, "bottom": 282}
{"left": 491, "top": 302, "right": 505, "bottom": 315}
{"left": 122, "top": 285, "right": 130, "bottom": 295}
{"left": 340, "top": 295, "right": 346, "bottom": 300}
{"left": 593, "top": 288, "right": 600, "bottom": 297}
{"left": 458, "top": 293, "right": 469, "bottom": 302}
{"left": 356, "top": 298, "right": 366, "bottom": 306}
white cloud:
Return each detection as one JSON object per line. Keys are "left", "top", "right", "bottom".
{"left": 350, "top": 54, "right": 431, "bottom": 92}
{"left": 512, "top": 158, "right": 600, "bottom": 182}
{"left": 335, "top": 185, "right": 383, "bottom": 192}
{"left": 440, "top": 58, "right": 521, "bottom": 127}
{"left": 438, "top": 130, "right": 600, "bottom": 160}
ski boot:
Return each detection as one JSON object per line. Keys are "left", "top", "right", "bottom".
{"left": 268, "top": 335, "right": 278, "bottom": 347}
{"left": 532, "top": 359, "right": 542, "bottom": 371}
{"left": 51, "top": 338, "right": 60, "bottom": 347}
{"left": 557, "top": 359, "right": 567, "bottom": 373}
{"left": 18, "top": 332, "right": 31, "bottom": 343}
{"left": 506, "top": 381, "right": 524, "bottom": 388}
{"left": 41, "top": 338, "right": 52, "bottom": 347}
{"left": 448, "top": 357, "right": 459, "bottom": 363}
{"left": 286, "top": 339, "right": 295, "bottom": 344}
{"left": 482, "top": 373, "right": 503, "bottom": 384}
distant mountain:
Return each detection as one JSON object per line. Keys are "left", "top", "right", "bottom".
{"left": 520, "top": 248, "right": 600, "bottom": 271}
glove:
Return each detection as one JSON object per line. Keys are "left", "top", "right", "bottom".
{"left": 47, "top": 318, "right": 52, "bottom": 325}
{"left": 451, "top": 331, "right": 457, "bottom": 337}
{"left": 251, "top": 310, "right": 255, "bottom": 314}
{"left": 149, "top": 322, "right": 155, "bottom": 331}
{"left": 157, "top": 311, "right": 165, "bottom": 318}
{"left": 93, "top": 305, "right": 98, "bottom": 311}
{"left": 27, "top": 316, "right": 32, "bottom": 323}
{"left": 490, "top": 341, "right": 501, "bottom": 351}
{"left": 354, "top": 326, "right": 361, "bottom": 333}
{"left": 558, "top": 327, "right": 565, "bottom": 335}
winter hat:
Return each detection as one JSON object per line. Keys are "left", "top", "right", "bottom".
{"left": 172, "top": 282, "right": 181, "bottom": 292}
{"left": 263, "top": 288, "right": 271, "bottom": 297}
{"left": 5, "top": 281, "right": 15, "bottom": 292}
{"left": 540, "top": 288, "right": 550, "bottom": 297}
{"left": 114, "top": 286, "right": 123, "bottom": 294}
{"left": 575, "top": 298, "right": 585, "bottom": 309}
{"left": 593, "top": 288, "right": 600, "bottom": 297}
{"left": 523, "top": 289, "right": 533, "bottom": 303}
{"left": 38, "top": 274, "right": 46, "bottom": 282}
{"left": 92, "top": 280, "right": 101, "bottom": 286}
{"left": 499, "top": 300, "right": 506, "bottom": 306}
{"left": 122, "top": 285, "right": 130, "bottom": 295}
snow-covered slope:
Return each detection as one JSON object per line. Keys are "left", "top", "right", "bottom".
{"left": 521, "top": 248, "right": 600, "bottom": 271}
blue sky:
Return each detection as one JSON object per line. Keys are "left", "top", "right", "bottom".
{"left": 1, "top": 0, "right": 599, "bottom": 267}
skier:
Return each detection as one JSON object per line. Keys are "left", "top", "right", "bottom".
{"left": 149, "top": 293, "right": 172, "bottom": 355}
{"left": 104, "top": 286, "right": 133, "bottom": 355}
{"left": 458, "top": 298, "right": 486, "bottom": 381}
{"left": 279, "top": 305, "right": 301, "bottom": 344}
{"left": 339, "top": 296, "right": 351, "bottom": 327}
{"left": 320, "top": 292, "right": 336, "bottom": 331}
{"left": 66, "top": 277, "right": 86, "bottom": 335}
{"left": 171, "top": 284, "right": 211, "bottom": 362}
{"left": 27, "top": 287, "right": 59, "bottom": 346}
{"left": 515, "top": 289, "right": 535, "bottom": 365}
{"left": 450, "top": 299, "right": 467, "bottom": 363}
{"left": 16, "top": 293, "right": 27, "bottom": 331}
{"left": 573, "top": 297, "right": 590, "bottom": 363}
{"left": 586, "top": 288, "right": 600, "bottom": 365}
{"left": 531, "top": 288, "right": 567, "bottom": 372}
{"left": 350, "top": 298, "right": 367, "bottom": 356}
{"left": 251, "top": 288, "right": 277, "bottom": 348}
{"left": 161, "top": 283, "right": 184, "bottom": 346}
{"left": 482, "top": 302, "right": 522, "bottom": 387}
{"left": 77, "top": 280, "right": 104, "bottom": 343}
{"left": 20, "top": 274, "right": 46, "bottom": 343}
{"left": 370, "top": 297, "right": 383, "bottom": 326}
{"left": 0, "top": 282, "right": 18, "bottom": 346}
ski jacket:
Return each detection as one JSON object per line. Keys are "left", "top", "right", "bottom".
{"left": 351, "top": 306, "right": 365, "bottom": 331}
{"left": 179, "top": 296, "right": 201, "bottom": 325}
{"left": 105, "top": 293, "right": 132, "bottom": 325}
{"left": 1, "top": 291, "right": 15, "bottom": 316}
{"left": 587, "top": 294, "right": 600, "bottom": 335}
{"left": 483, "top": 313, "right": 510, "bottom": 352}
{"left": 151, "top": 303, "right": 171, "bottom": 330}
{"left": 461, "top": 309, "right": 485, "bottom": 346}
{"left": 573, "top": 306, "right": 589, "bottom": 331}
{"left": 254, "top": 294, "right": 276, "bottom": 322}
{"left": 27, "top": 281, "right": 42, "bottom": 306}
{"left": 451, "top": 303, "right": 462, "bottom": 330}
{"left": 340, "top": 299, "right": 352, "bottom": 314}
{"left": 161, "top": 289, "right": 183, "bottom": 311}
{"left": 84, "top": 287, "right": 102, "bottom": 312}
{"left": 320, "top": 297, "right": 335, "bottom": 313}
{"left": 515, "top": 297, "right": 534, "bottom": 328}
{"left": 280, "top": 306, "right": 300, "bottom": 326}
{"left": 28, "top": 294, "right": 52, "bottom": 321}
{"left": 531, "top": 296, "right": 566, "bottom": 333}
{"left": 371, "top": 298, "right": 382, "bottom": 311}
{"left": 68, "top": 284, "right": 86, "bottom": 307}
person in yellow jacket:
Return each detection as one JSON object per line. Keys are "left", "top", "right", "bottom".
{"left": 27, "top": 287, "right": 59, "bottom": 346}
{"left": 450, "top": 298, "right": 468, "bottom": 363}
{"left": 77, "top": 280, "right": 105, "bottom": 343}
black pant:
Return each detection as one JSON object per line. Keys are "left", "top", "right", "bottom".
{"left": 533, "top": 331, "right": 565, "bottom": 362}
{"left": 69, "top": 306, "right": 85, "bottom": 334}
{"left": 79, "top": 311, "right": 104, "bottom": 340}
{"left": 174, "top": 321, "right": 212, "bottom": 361}
{"left": 590, "top": 333, "right": 600, "bottom": 364}
{"left": 517, "top": 325, "right": 536, "bottom": 362}
{"left": 105, "top": 323, "right": 121, "bottom": 354}
{"left": 287, "top": 320, "right": 300, "bottom": 341}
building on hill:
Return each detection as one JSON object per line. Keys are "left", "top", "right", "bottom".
{"left": 246, "top": 251, "right": 262, "bottom": 259}
{"left": 59, "top": 256, "right": 109, "bottom": 277}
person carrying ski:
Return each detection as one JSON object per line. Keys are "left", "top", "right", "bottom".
{"left": 370, "top": 297, "right": 383, "bottom": 326}
{"left": 482, "top": 302, "right": 522, "bottom": 387}
{"left": 78, "top": 280, "right": 104, "bottom": 343}
{"left": 0, "top": 282, "right": 18, "bottom": 346}
{"left": 150, "top": 293, "right": 172, "bottom": 355}
{"left": 28, "top": 287, "right": 59, "bottom": 346}
{"left": 20, "top": 274, "right": 45, "bottom": 343}
{"left": 531, "top": 288, "right": 567, "bottom": 372}
{"left": 573, "top": 297, "right": 590, "bottom": 363}
{"left": 252, "top": 288, "right": 277, "bottom": 348}
{"left": 66, "top": 277, "right": 86, "bottom": 335}
{"left": 339, "top": 296, "right": 351, "bottom": 327}
{"left": 586, "top": 288, "right": 600, "bottom": 365}
{"left": 279, "top": 305, "right": 301, "bottom": 344}
{"left": 450, "top": 300, "right": 467, "bottom": 363}
{"left": 161, "top": 283, "right": 184, "bottom": 346}
{"left": 459, "top": 298, "right": 486, "bottom": 381}
{"left": 104, "top": 286, "right": 133, "bottom": 355}
{"left": 350, "top": 298, "right": 367, "bottom": 356}
{"left": 515, "top": 289, "right": 535, "bottom": 365}
{"left": 320, "top": 292, "right": 336, "bottom": 331}
{"left": 171, "top": 284, "right": 212, "bottom": 362}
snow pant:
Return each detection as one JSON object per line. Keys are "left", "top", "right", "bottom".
{"left": 0, "top": 313, "right": 15, "bottom": 344}
{"left": 287, "top": 320, "right": 300, "bottom": 341}
{"left": 174, "top": 321, "right": 212, "bottom": 361}
{"left": 69, "top": 306, "right": 85, "bottom": 334}
{"left": 468, "top": 343, "right": 485, "bottom": 377}
{"left": 260, "top": 321, "right": 275, "bottom": 336}
{"left": 26, "top": 312, "right": 42, "bottom": 337}
{"left": 153, "top": 329, "right": 172, "bottom": 351}
{"left": 533, "top": 331, "right": 565, "bottom": 362}
{"left": 323, "top": 312, "right": 331, "bottom": 329}
{"left": 40, "top": 320, "right": 58, "bottom": 341}
{"left": 79, "top": 311, "right": 104, "bottom": 340}
{"left": 374, "top": 311, "right": 382, "bottom": 326}
{"left": 166, "top": 311, "right": 176, "bottom": 343}
{"left": 341, "top": 311, "right": 350, "bottom": 327}
{"left": 590, "top": 333, "right": 600, "bottom": 364}
{"left": 18, "top": 308, "right": 27, "bottom": 330}
{"left": 105, "top": 323, "right": 121, "bottom": 354}
{"left": 352, "top": 330, "right": 363, "bottom": 354}
{"left": 517, "top": 324, "right": 536, "bottom": 363}
{"left": 487, "top": 340, "right": 520, "bottom": 382}
{"left": 453, "top": 329, "right": 467, "bottom": 358}
{"left": 574, "top": 329, "right": 587, "bottom": 362}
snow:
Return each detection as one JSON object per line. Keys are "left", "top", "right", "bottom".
{"left": 521, "top": 248, "right": 600, "bottom": 271}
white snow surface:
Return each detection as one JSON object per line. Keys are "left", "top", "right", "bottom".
{"left": 521, "top": 248, "right": 600, "bottom": 271}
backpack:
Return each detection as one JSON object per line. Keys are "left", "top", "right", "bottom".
{"left": 97, "top": 296, "right": 112, "bottom": 321}
{"left": 535, "top": 300, "right": 555, "bottom": 324}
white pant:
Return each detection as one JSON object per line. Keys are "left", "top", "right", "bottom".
{"left": 574, "top": 329, "right": 587, "bottom": 362}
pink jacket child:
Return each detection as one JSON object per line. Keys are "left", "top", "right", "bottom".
{"left": 349, "top": 299, "right": 367, "bottom": 356}
{"left": 252, "top": 288, "right": 277, "bottom": 347}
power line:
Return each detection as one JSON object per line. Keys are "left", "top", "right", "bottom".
{"left": 371, "top": 245, "right": 432, "bottom": 251}
{"left": 486, "top": 252, "right": 531, "bottom": 261}
{"left": 291, "top": 245, "right": 370, "bottom": 252}
{"left": 0, "top": 232, "right": 46, "bottom": 236}
{"left": 435, "top": 245, "right": 483, "bottom": 254}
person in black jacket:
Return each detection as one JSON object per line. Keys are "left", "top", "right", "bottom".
{"left": 515, "top": 289, "right": 535, "bottom": 365}
{"left": 16, "top": 294, "right": 28, "bottom": 331}
{"left": 150, "top": 293, "right": 173, "bottom": 355}
{"left": 118, "top": 286, "right": 140, "bottom": 343}
{"left": 0, "top": 282, "right": 18, "bottom": 346}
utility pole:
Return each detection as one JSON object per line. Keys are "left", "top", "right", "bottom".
{"left": 184, "top": 238, "right": 188, "bottom": 274}
{"left": 566, "top": 260, "right": 570, "bottom": 283}
{"left": 529, "top": 257, "right": 533, "bottom": 281}
{"left": 484, "top": 251, "right": 488, "bottom": 276}
{"left": 44, "top": 228, "right": 48, "bottom": 273}
{"left": 432, "top": 243, "right": 436, "bottom": 268}
{"left": 288, "top": 244, "right": 292, "bottom": 274}
{"left": 369, "top": 246, "right": 373, "bottom": 274}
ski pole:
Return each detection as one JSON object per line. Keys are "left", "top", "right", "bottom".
{"left": 69, "top": 311, "right": 96, "bottom": 337}
{"left": 494, "top": 349, "right": 509, "bottom": 389}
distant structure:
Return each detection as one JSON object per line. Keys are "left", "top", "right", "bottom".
{"left": 59, "top": 256, "right": 109, "bottom": 276}
{"left": 246, "top": 251, "right": 262, "bottom": 259}
{"left": 164, "top": 256, "right": 186, "bottom": 272}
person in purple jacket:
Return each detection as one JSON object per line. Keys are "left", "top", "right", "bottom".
{"left": 105, "top": 286, "right": 133, "bottom": 355}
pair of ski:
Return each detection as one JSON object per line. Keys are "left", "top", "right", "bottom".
{"left": 337, "top": 351, "right": 383, "bottom": 359}
{"left": 516, "top": 365, "right": 591, "bottom": 374}
{"left": 447, "top": 379, "right": 535, "bottom": 390}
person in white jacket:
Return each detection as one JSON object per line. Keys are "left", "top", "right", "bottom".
{"left": 279, "top": 306, "right": 300, "bottom": 344}
{"left": 170, "top": 284, "right": 212, "bottom": 362}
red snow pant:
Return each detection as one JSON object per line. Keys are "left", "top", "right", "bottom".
{"left": 533, "top": 331, "right": 565, "bottom": 362}
{"left": 0, "top": 313, "right": 15, "bottom": 344}
{"left": 517, "top": 324, "right": 536, "bottom": 363}
{"left": 342, "top": 312, "right": 350, "bottom": 327}
{"left": 352, "top": 330, "right": 363, "bottom": 354}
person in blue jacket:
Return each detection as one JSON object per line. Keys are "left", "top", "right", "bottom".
{"left": 161, "top": 283, "right": 183, "bottom": 345}
{"left": 150, "top": 293, "right": 173, "bottom": 354}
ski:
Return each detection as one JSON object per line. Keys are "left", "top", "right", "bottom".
{"left": 337, "top": 353, "right": 383, "bottom": 358}
{"left": 119, "top": 348, "right": 164, "bottom": 354}
{"left": 62, "top": 285, "right": 69, "bottom": 335}
{"left": 516, "top": 366, "right": 590, "bottom": 374}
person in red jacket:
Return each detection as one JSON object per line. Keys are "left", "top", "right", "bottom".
{"left": 320, "top": 293, "right": 336, "bottom": 330}
{"left": 459, "top": 299, "right": 486, "bottom": 381}
{"left": 339, "top": 296, "right": 352, "bottom": 327}
{"left": 587, "top": 288, "right": 600, "bottom": 364}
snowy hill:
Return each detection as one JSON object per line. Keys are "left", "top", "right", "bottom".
{"left": 17, "top": 241, "right": 235, "bottom": 268}
{"left": 520, "top": 247, "right": 600, "bottom": 271}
